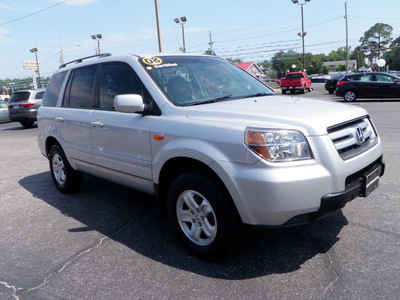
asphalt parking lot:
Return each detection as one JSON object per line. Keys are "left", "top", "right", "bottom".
{"left": 1, "top": 91, "right": 399, "bottom": 300}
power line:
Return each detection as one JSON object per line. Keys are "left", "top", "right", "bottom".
{"left": 0, "top": 0, "right": 69, "bottom": 26}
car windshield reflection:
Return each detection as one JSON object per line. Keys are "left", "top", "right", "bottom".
{"left": 140, "top": 55, "right": 274, "bottom": 106}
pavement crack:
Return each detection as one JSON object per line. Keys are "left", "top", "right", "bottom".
{"left": 322, "top": 252, "right": 339, "bottom": 298}
{"left": 15, "top": 210, "right": 149, "bottom": 299}
{"left": 0, "top": 280, "right": 23, "bottom": 300}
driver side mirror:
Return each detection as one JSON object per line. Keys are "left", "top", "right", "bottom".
{"left": 114, "top": 94, "right": 145, "bottom": 114}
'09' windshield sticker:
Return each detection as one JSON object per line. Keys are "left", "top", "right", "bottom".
{"left": 142, "top": 56, "right": 163, "bottom": 65}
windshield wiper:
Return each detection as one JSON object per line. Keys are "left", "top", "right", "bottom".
{"left": 191, "top": 94, "right": 233, "bottom": 106}
{"left": 242, "top": 92, "right": 272, "bottom": 99}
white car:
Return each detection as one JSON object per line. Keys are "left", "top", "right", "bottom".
{"left": 38, "top": 53, "right": 384, "bottom": 260}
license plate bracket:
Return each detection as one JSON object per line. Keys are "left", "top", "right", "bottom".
{"left": 361, "top": 164, "right": 381, "bottom": 197}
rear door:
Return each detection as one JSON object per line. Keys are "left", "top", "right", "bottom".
{"left": 56, "top": 65, "right": 98, "bottom": 167}
{"left": 89, "top": 62, "right": 153, "bottom": 186}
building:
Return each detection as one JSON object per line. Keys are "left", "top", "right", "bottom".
{"left": 322, "top": 60, "right": 357, "bottom": 72}
{"left": 235, "top": 62, "right": 265, "bottom": 80}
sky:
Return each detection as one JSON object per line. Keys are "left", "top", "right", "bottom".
{"left": 0, "top": 0, "right": 399, "bottom": 79}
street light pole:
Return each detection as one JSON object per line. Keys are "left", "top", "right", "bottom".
{"left": 292, "top": 0, "right": 310, "bottom": 72}
{"left": 174, "top": 16, "right": 187, "bottom": 53}
{"left": 91, "top": 34, "right": 102, "bottom": 55}
{"left": 29, "top": 48, "right": 41, "bottom": 88}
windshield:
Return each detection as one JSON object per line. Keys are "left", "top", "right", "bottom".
{"left": 139, "top": 55, "right": 274, "bottom": 106}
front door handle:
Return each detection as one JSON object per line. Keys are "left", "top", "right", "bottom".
{"left": 91, "top": 120, "right": 104, "bottom": 128}
{"left": 55, "top": 116, "right": 64, "bottom": 122}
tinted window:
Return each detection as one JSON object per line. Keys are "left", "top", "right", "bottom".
{"left": 99, "top": 63, "right": 143, "bottom": 110}
{"left": 35, "top": 91, "right": 45, "bottom": 99}
{"left": 43, "top": 71, "right": 67, "bottom": 107}
{"left": 286, "top": 73, "right": 303, "bottom": 79}
{"left": 376, "top": 74, "right": 395, "bottom": 82}
{"left": 67, "top": 66, "right": 97, "bottom": 108}
{"left": 9, "top": 92, "right": 30, "bottom": 102}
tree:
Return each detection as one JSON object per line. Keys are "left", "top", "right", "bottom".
{"left": 359, "top": 23, "right": 393, "bottom": 66}
{"left": 327, "top": 47, "right": 347, "bottom": 61}
{"left": 226, "top": 58, "right": 242, "bottom": 64}
{"left": 386, "top": 36, "right": 400, "bottom": 70}
{"left": 350, "top": 46, "right": 366, "bottom": 70}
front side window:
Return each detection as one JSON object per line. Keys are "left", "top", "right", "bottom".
{"left": 139, "top": 55, "right": 274, "bottom": 106}
{"left": 375, "top": 74, "right": 395, "bottom": 82}
{"left": 99, "top": 63, "right": 143, "bottom": 110}
{"left": 65, "top": 66, "right": 97, "bottom": 108}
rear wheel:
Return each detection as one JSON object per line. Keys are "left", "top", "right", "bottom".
{"left": 328, "top": 89, "right": 335, "bottom": 94}
{"left": 49, "top": 144, "right": 82, "bottom": 194}
{"left": 300, "top": 87, "right": 306, "bottom": 94}
{"left": 344, "top": 90, "right": 357, "bottom": 102}
{"left": 282, "top": 90, "right": 286, "bottom": 95}
{"left": 167, "top": 172, "right": 241, "bottom": 260}
{"left": 20, "top": 120, "right": 34, "bottom": 128}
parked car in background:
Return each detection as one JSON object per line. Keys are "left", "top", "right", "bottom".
{"left": 0, "top": 100, "right": 10, "bottom": 123}
{"left": 7, "top": 89, "right": 45, "bottom": 127}
{"left": 280, "top": 72, "right": 311, "bottom": 94}
{"left": 325, "top": 75, "right": 343, "bottom": 94}
{"left": 336, "top": 72, "right": 400, "bottom": 101}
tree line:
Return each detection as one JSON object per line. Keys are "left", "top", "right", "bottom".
{"left": 260, "top": 23, "right": 400, "bottom": 78}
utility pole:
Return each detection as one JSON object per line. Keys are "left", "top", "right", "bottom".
{"left": 345, "top": 2, "right": 349, "bottom": 74}
{"left": 154, "top": 0, "right": 162, "bottom": 52}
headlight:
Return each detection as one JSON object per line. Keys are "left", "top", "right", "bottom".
{"left": 245, "top": 128, "right": 313, "bottom": 162}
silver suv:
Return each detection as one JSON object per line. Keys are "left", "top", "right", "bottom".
{"left": 38, "top": 53, "right": 385, "bottom": 260}
{"left": 8, "top": 89, "right": 45, "bottom": 127}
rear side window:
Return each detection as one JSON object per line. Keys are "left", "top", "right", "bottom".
{"left": 64, "top": 66, "right": 97, "bottom": 108}
{"left": 35, "top": 91, "right": 45, "bottom": 99}
{"left": 43, "top": 71, "right": 67, "bottom": 107}
{"left": 9, "top": 92, "right": 30, "bottom": 102}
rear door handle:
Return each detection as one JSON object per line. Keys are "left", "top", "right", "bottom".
{"left": 91, "top": 120, "right": 104, "bottom": 128}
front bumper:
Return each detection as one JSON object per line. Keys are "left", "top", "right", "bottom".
{"left": 282, "top": 157, "right": 385, "bottom": 226}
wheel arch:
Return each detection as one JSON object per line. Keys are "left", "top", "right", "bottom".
{"left": 156, "top": 157, "right": 242, "bottom": 223}
{"left": 45, "top": 136, "right": 62, "bottom": 158}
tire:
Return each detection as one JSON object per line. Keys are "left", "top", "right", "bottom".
{"left": 20, "top": 120, "right": 34, "bottom": 128}
{"left": 300, "top": 87, "right": 306, "bottom": 94}
{"left": 282, "top": 90, "right": 286, "bottom": 95}
{"left": 307, "top": 87, "right": 312, "bottom": 92}
{"left": 49, "top": 144, "right": 82, "bottom": 194}
{"left": 167, "top": 172, "right": 241, "bottom": 260}
{"left": 344, "top": 90, "right": 357, "bottom": 102}
{"left": 328, "top": 89, "right": 335, "bottom": 94}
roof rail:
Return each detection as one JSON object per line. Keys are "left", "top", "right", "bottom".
{"left": 59, "top": 53, "right": 112, "bottom": 69}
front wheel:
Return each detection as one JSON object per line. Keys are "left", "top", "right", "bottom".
{"left": 49, "top": 145, "right": 82, "bottom": 194}
{"left": 167, "top": 172, "right": 241, "bottom": 260}
{"left": 344, "top": 90, "right": 357, "bottom": 102}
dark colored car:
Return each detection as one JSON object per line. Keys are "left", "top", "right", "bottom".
{"left": 325, "top": 75, "right": 343, "bottom": 94}
{"left": 335, "top": 72, "right": 400, "bottom": 102}
{"left": 7, "top": 89, "right": 45, "bottom": 127}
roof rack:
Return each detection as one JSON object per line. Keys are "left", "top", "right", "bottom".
{"left": 59, "top": 53, "right": 112, "bottom": 69}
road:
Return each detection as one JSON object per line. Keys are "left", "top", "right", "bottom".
{"left": 0, "top": 92, "right": 399, "bottom": 300}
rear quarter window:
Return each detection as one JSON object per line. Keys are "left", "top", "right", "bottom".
{"left": 43, "top": 71, "right": 68, "bottom": 107}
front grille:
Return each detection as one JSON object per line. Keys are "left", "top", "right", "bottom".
{"left": 328, "top": 117, "right": 378, "bottom": 160}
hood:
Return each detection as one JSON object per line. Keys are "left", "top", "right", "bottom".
{"left": 183, "top": 95, "right": 368, "bottom": 136}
